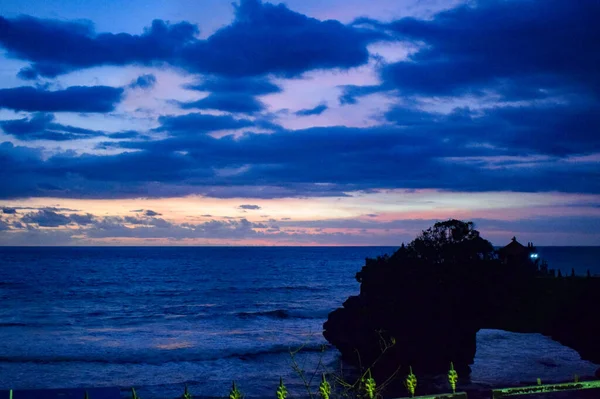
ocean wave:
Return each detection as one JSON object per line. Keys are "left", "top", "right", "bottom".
{"left": 0, "top": 281, "right": 28, "bottom": 289}
{"left": 0, "top": 322, "right": 28, "bottom": 327}
{"left": 0, "top": 343, "right": 330, "bottom": 366}
{"left": 235, "top": 309, "right": 328, "bottom": 320}
{"left": 216, "top": 285, "right": 325, "bottom": 294}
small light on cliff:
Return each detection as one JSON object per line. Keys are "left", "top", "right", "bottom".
{"left": 530, "top": 253, "right": 538, "bottom": 259}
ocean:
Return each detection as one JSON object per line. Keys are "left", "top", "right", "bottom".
{"left": 0, "top": 246, "right": 599, "bottom": 399}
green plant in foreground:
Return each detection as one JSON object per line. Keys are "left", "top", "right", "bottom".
{"left": 182, "top": 384, "right": 192, "bottom": 399}
{"left": 131, "top": 387, "right": 141, "bottom": 399}
{"left": 575, "top": 374, "right": 580, "bottom": 383}
{"left": 404, "top": 366, "right": 417, "bottom": 398}
{"left": 230, "top": 381, "right": 243, "bottom": 399}
{"left": 361, "top": 369, "right": 376, "bottom": 399}
{"left": 276, "top": 377, "right": 288, "bottom": 399}
{"left": 448, "top": 362, "right": 458, "bottom": 393}
{"left": 9, "top": 389, "right": 12, "bottom": 399}
{"left": 537, "top": 378, "right": 541, "bottom": 386}
{"left": 319, "top": 374, "right": 331, "bottom": 399}
{"left": 84, "top": 390, "right": 90, "bottom": 399}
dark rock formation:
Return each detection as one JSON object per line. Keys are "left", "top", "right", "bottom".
{"left": 323, "top": 220, "right": 600, "bottom": 395}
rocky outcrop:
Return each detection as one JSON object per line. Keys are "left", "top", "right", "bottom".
{"left": 322, "top": 220, "right": 600, "bottom": 395}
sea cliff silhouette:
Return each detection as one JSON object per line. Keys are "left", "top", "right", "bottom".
{"left": 323, "top": 220, "right": 600, "bottom": 395}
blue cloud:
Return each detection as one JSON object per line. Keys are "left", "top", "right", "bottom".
{"left": 181, "top": 76, "right": 281, "bottom": 114}
{"left": 178, "top": 0, "right": 386, "bottom": 77}
{"left": 376, "top": 0, "right": 600, "bottom": 99}
{"left": 0, "top": 113, "right": 106, "bottom": 141}
{"left": 180, "top": 93, "right": 265, "bottom": 114}
{"left": 128, "top": 74, "right": 157, "bottom": 89}
{"left": 107, "top": 131, "right": 144, "bottom": 140}
{"left": 338, "top": 84, "right": 386, "bottom": 105}
{"left": 0, "top": 86, "right": 123, "bottom": 112}
{"left": 2, "top": 99, "right": 599, "bottom": 200}
{"left": 21, "top": 209, "right": 71, "bottom": 227}
{"left": 295, "top": 103, "right": 328, "bottom": 116}
{"left": 185, "top": 76, "right": 281, "bottom": 95}
{"left": 238, "top": 204, "right": 261, "bottom": 210}
{"left": 69, "top": 213, "right": 95, "bottom": 225}
{"left": 156, "top": 113, "right": 253, "bottom": 135}
{"left": 0, "top": 17, "right": 198, "bottom": 79}
{"left": 0, "top": 0, "right": 386, "bottom": 79}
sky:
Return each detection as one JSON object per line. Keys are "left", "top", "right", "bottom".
{"left": 0, "top": 0, "right": 599, "bottom": 246}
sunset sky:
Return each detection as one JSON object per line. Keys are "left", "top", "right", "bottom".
{"left": 0, "top": 0, "right": 599, "bottom": 246}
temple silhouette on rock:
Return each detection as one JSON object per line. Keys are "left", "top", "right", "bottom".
{"left": 323, "top": 220, "right": 600, "bottom": 396}
{"left": 497, "top": 236, "right": 555, "bottom": 277}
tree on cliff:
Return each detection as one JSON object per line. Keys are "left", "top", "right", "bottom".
{"left": 406, "top": 219, "right": 495, "bottom": 263}
{"left": 356, "top": 219, "right": 496, "bottom": 290}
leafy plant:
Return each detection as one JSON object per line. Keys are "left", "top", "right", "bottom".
{"left": 182, "top": 384, "right": 192, "bottom": 399}
{"left": 319, "top": 374, "right": 331, "bottom": 399}
{"left": 404, "top": 366, "right": 417, "bottom": 398}
{"left": 131, "top": 387, "right": 140, "bottom": 399}
{"left": 276, "top": 377, "right": 288, "bottom": 399}
{"left": 361, "top": 369, "right": 376, "bottom": 399}
{"left": 324, "top": 332, "right": 400, "bottom": 399}
{"left": 448, "top": 362, "right": 458, "bottom": 393}
{"left": 229, "top": 381, "right": 243, "bottom": 399}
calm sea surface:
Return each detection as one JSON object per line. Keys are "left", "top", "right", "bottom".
{"left": 0, "top": 246, "right": 599, "bottom": 398}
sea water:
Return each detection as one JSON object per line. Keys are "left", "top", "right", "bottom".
{"left": 0, "top": 246, "right": 598, "bottom": 398}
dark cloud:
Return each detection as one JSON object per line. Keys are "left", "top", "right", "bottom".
{"left": 4, "top": 212, "right": 600, "bottom": 245}
{"left": 238, "top": 204, "right": 261, "bottom": 210}
{"left": 0, "top": 17, "right": 199, "bottom": 79}
{"left": 2, "top": 95, "right": 600, "bottom": 200}
{"left": 128, "top": 74, "right": 157, "bottom": 89}
{"left": 374, "top": 0, "right": 600, "bottom": 99}
{"left": 0, "top": 86, "right": 124, "bottom": 112}
{"left": 21, "top": 209, "right": 71, "bottom": 227}
{"left": 143, "top": 210, "right": 161, "bottom": 217}
{"left": 2, "top": 207, "right": 17, "bottom": 214}
{"left": 295, "top": 103, "right": 328, "bottom": 116}
{"left": 69, "top": 213, "right": 95, "bottom": 225}
{"left": 122, "top": 215, "right": 171, "bottom": 227}
{"left": 180, "top": 93, "right": 265, "bottom": 114}
{"left": 81, "top": 216, "right": 262, "bottom": 240}
{"left": 178, "top": 0, "right": 386, "bottom": 78}
{"left": 0, "top": 113, "right": 106, "bottom": 141}
{"left": 338, "top": 85, "right": 384, "bottom": 105}
{"left": 185, "top": 76, "right": 281, "bottom": 96}
{"left": 107, "top": 130, "right": 144, "bottom": 140}
{"left": 156, "top": 113, "right": 253, "bottom": 135}
{"left": 0, "top": 1, "right": 385, "bottom": 79}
